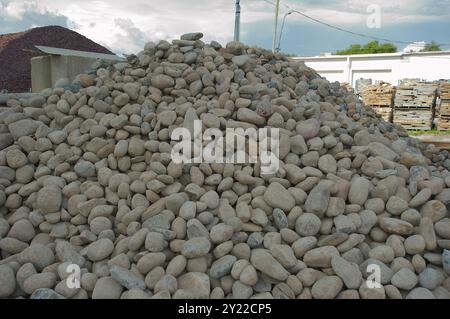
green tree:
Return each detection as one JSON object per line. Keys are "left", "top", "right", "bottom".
{"left": 335, "top": 41, "right": 397, "bottom": 55}
{"left": 421, "top": 41, "right": 442, "bottom": 52}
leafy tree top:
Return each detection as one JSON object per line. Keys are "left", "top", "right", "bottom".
{"left": 335, "top": 41, "right": 397, "bottom": 55}
{"left": 421, "top": 41, "right": 442, "bottom": 52}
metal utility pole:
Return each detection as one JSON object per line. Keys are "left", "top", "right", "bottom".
{"left": 276, "top": 10, "right": 293, "bottom": 52}
{"left": 234, "top": 0, "right": 241, "bottom": 42}
{"left": 271, "top": 0, "right": 280, "bottom": 52}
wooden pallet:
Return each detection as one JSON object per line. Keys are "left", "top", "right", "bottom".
{"left": 371, "top": 106, "right": 393, "bottom": 122}
{"left": 438, "top": 82, "right": 450, "bottom": 130}
{"left": 360, "top": 82, "right": 394, "bottom": 122}
{"left": 395, "top": 80, "right": 438, "bottom": 111}
{"left": 440, "top": 103, "right": 450, "bottom": 114}
{"left": 393, "top": 109, "right": 433, "bottom": 130}
{"left": 438, "top": 116, "right": 450, "bottom": 130}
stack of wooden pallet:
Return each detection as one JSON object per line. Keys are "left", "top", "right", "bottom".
{"left": 393, "top": 80, "right": 438, "bottom": 130}
{"left": 355, "top": 78, "right": 372, "bottom": 93}
{"left": 438, "top": 82, "right": 450, "bottom": 130}
{"left": 360, "top": 81, "right": 395, "bottom": 122}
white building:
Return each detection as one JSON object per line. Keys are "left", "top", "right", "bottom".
{"left": 292, "top": 50, "right": 450, "bottom": 91}
{"left": 403, "top": 42, "right": 426, "bottom": 53}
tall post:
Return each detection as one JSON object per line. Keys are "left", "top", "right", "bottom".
{"left": 276, "top": 10, "right": 292, "bottom": 52}
{"left": 234, "top": 0, "right": 241, "bottom": 42}
{"left": 272, "top": 0, "right": 280, "bottom": 52}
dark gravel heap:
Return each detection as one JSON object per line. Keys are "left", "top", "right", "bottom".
{"left": 0, "top": 25, "right": 112, "bottom": 93}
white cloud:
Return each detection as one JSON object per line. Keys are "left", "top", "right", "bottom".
{"left": 109, "top": 18, "right": 151, "bottom": 54}
{"left": 3, "top": 1, "right": 28, "bottom": 19}
{"left": 0, "top": 0, "right": 69, "bottom": 33}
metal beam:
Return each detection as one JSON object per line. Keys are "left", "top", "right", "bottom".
{"left": 34, "top": 45, "right": 124, "bottom": 61}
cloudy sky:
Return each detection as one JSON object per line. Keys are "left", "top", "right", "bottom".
{"left": 1, "top": 0, "right": 449, "bottom": 56}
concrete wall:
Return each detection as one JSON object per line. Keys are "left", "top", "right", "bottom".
{"left": 31, "top": 56, "right": 52, "bottom": 93}
{"left": 31, "top": 55, "right": 96, "bottom": 93}
{"left": 293, "top": 51, "right": 450, "bottom": 91}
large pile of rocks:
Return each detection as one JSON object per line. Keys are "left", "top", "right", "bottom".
{"left": 0, "top": 32, "right": 450, "bottom": 299}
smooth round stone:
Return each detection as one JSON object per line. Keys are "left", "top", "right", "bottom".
{"left": 263, "top": 182, "right": 295, "bottom": 212}
{"left": 386, "top": 196, "right": 408, "bottom": 215}
{"left": 151, "top": 74, "right": 174, "bottom": 89}
{"left": 296, "top": 119, "right": 320, "bottom": 140}
{"left": 420, "top": 200, "right": 447, "bottom": 222}
{"left": 318, "top": 154, "right": 337, "bottom": 174}
{"left": 311, "top": 276, "right": 343, "bottom": 299}
{"left": 92, "top": 277, "right": 124, "bottom": 299}
{"left": 179, "top": 201, "right": 196, "bottom": 220}
{"left": 364, "top": 198, "right": 385, "bottom": 214}
{"left": 89, "top": 217, "right": 112, "bottom": 235}
{"left": 419, "top": 268, "right": 445, "bottom": 290}
{"left": 30, "top": 288, "right": 65, "bottom": 299}
{"left": 404, "top": 235, "right": 426, "bottom": 255}
{"left": 157, "top": 111, "right": 177, "bottom": 126}
{"left": 23, "top": 272, "right": 57, "bottom": 295}
{"left": 8, "top": 219, "right": 36, "bottom": 242}
{"left": 181, "top": 237, "right": 211, "bottom": 258}
{"left": 348, "top": 177, "right": 370, "bottom": 206}
{"left": 6, "top": 149, "right": 28, "bottom": 168}
{"left": 359, "top": 282, "right": 386, "bottom": 299}
{"left": 295, "top": 213, "right": 321, "bottom": 237}
{"left": 368, "top": 245, "right": 395, "bottom": 264}
{"left": 210, "top": 223, "right": 234, "bottom": 244}
{"left": 406, "top": 287, "right": 435, "bottom": 299}
{"left": 154, "top": 274, "right": 178, "bottom": 294}
{"left": 435, "top": 219, "right": 450, "bottom": 239}
{"left": 110, "top": 265, "right": 145, "bottom": 290}
{"left": 331, "top": 255, "right": 362, "bottom": 289}
{"left": 87, "top": 239, "right": 114, "bottom": 261}
{"left": 145, "top": 232, "right": 167, "bottom": 252}
{"left": 391, "top": 268, "right": 418, "bottom": 290}
{"left": 250, "top": 249, "right": 289, "bottom": 281}
{"left": 18, "top": 244, "right": 55, "bottom": 271}
{"left": 36, "top": 185, "right": 62, "bottom": 214}
{"left": 409, "top": 188, "right": 432, "bottom": 208}
{"left": 0, "top": 265, "right": 16, "bottom": 298}
{"left": 303, "top": 246, "right": 339, "bottom": 268}
{"left": 74, "top": 161, "right": 96, "bottom": 177}
{"left": 272, "top": 208, "right": 288, "bottom": 230}
{"left": 239, "top": 265, "right": 258, "bottom": 286}
{"left": 209, "top": 255, "right": 237, "bottom": 279}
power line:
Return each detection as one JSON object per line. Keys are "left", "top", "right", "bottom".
{"left": 287, "top": 7, "right": 450, "bottom": 46}
{"left": 261, "top": 0, "right": 450, "bottom": 47}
